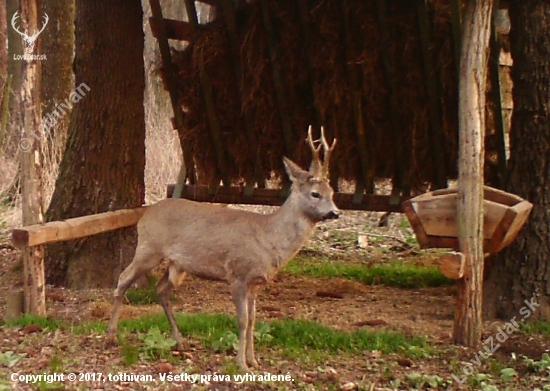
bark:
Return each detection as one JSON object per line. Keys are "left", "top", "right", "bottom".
{"left": 40, "top": 0, "right": 74, "bottom": 149}
{"left": 484, "top": 0, "right": 550, "bottom": 321}
{"left": 20, "top": 0, "right": 46, "bottom": 316}
{"left": 7, "top": 0, "right": 22, "bottom": 153}
{"left": 454, "top": 0, "right": 493, "bottom": 347}
{"left": 45, "top": 0, "right": 146, "bottom": 289}
{"left": 0, "top": 0, "right": 7, "bottom": 79}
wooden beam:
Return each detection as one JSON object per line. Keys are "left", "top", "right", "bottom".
{"left": 259, "top": 0, "right": 295, "bottom": 160}
{"left": 454, "top": 0, "right": 494, "bottom": 348}
{"left": 340, "top": 0, "right": 374, "bottom": 195}
{"left": 218, "top": 0, "right": 265, "bottom": 190}
{"left": 184, "top": 0, "right": 231, "bottom": 187}
{"left": 166, "top": 184, "right": 407, "bottom": 212}
{"left": 12, "top": 207, "right": 148, "bottom": 248}
{"left": 489, "top": 0, "right": 508, "bottom": 187}
{"left": 149, "top": 17, "right": 193, "bottom": 41}
{"left": 148, "top": 0, "right": 194, "bottom": 188}
{"left": 417, "top": 0, "right": 447, "bottom": 189}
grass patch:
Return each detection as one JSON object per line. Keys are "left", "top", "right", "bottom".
{"left": 119, "top": 313, "right": 426, "bottom": 355}
{"left": 521, "top": 321, "right": 550, "bottom": 338}
{"left": 125, "top": 276, "right": 160, "bottom": 305}
{"left": 285, "top": 256, "right": 454, "bottom": 289}
{"left": 3, "top": 314, "right": 64, "bottom": 330}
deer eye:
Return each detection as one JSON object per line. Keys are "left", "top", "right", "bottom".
{"left": 311, "top": 191, "right": 321, "bottom": 199}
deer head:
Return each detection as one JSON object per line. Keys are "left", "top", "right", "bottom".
{"left": 12, "top": 11, "right": 49, "bottom": 55}
{"left": 282, "top": 126, "right": 340, "bottom": 222}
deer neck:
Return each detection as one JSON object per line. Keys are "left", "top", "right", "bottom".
{"left": 264, "top": 193, "right": 316, "bottom": 270}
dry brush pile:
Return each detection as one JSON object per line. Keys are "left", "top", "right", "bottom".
{"left": 171, "top": 0, "right": 485, "bottom": 192}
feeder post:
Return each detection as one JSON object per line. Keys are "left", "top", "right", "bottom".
{"left": 19, "top": 0, "right": 46, "bottom": 316}
{"left": 454, "top": 0, "right": 494, "bottom": 347}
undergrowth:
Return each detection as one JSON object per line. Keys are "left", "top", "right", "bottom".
{"left": 285, "top": 255, "right": 454, "bottom": 289}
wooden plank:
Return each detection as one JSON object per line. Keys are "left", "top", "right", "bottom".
{"left": 11, "top": 207, "right": 148, "bottom": 248}
{"left": 149, "top": 17, "right": 193, "bottom": 41}
{"left": 148, "top": 0, "right": 194, "bottom": 185}
{"left": 498, "top": 200, "right": 533, "bottom": 251}
{"left": 402, "top": 200, "right": 432, "bottom": 247}
{"left": 167, "top": 184, "right": 406, "bottom": 212}
{"left": 413, "top": 196, "right": 507, "bottom": 239}
{"left": 417, "top": 0, "right": 447, "bottom": 189}
{"left": 184, "top": 0, "right": 231, "bottom": 186}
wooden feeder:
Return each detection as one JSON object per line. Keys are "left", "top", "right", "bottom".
{"left": 402, "top": 186, "right": 533, "bottom": 279}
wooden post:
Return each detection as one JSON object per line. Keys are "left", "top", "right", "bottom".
{"left": 454, "top": 0, "right": 494, "bottom": 347}
{"left": 20, "top": 0, "right": 46, "bottom": 316}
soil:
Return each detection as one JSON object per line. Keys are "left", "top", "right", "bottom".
{"left": 0, "top": 210, "right": 548, "bottom": 391}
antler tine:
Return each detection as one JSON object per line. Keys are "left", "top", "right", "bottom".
{"left": 11, "top": 11, "right": 27, "bottom": 37}
{"left": 306, "top": 125, "right": 323, "bottom": 176}
{"left": 320, "top": 127, "right": 337, "bottom": 177}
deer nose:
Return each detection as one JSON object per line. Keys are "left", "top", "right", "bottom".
{"left": 324, "top": 210, "right": 340, "bottom": 220}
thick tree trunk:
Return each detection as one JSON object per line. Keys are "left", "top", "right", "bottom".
{"left": 454, "top": 0, "right": 493, "bottom": 347}
{"left": 484, "top": 0, "right": 550, "bottom": 321}
{"left": 40, "top": 0, "right": 74, "bottom": 153}
{"left": 45, "top": 0, "right": 146, "bottom": 289}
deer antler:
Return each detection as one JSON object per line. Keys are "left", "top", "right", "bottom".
{"left": 306, "top": 125, "right": 337, "bottom": 179}
{"left": 30, "top": 14, "right": 49, "bottom": 41}
{"left": 306, "top": 125, "right": 323, "bottom": 176}
{"left": 319, "top": 126, "right": 337, "bottom": 178}
{"left": 11, "top": 11, "right": 28, "bottom": 39}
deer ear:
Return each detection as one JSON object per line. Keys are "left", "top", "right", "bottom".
{"left": 283, "top": 157, "right": 311, "bottom": 183}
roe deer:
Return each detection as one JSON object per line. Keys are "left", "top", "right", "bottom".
{"left": 106, "top": 126, "right": 340, "bottom": 370}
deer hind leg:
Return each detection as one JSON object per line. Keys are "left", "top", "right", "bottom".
{"left": 156, "top": 263, "right": 186, "bottom": 351}
{"left": 245, "top": 278, "right": 265, "bottom": 368}
{"left": 245, "top": 290, "right": 259, "bottom": 368}
{"left": 107, "top": 246, "right": 163, "bottom": 343}
{"left": 230, "top": 280, "right": 249, "bottom": 371}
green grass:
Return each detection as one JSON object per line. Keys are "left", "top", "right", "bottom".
{"left": 285, "top": 255, "right": 454, "bottom": 289}
{"left": 3, "top": 314, "right": 64, "bottom": 330}
{"left": 118, "top": 313, "right": 426, "bottom": 355}
{"left": 4, "top": 312, "right": 428, "bottom": 360}
{"left": 125, "top": 276, "right": 160, "bottom": 305}
{"left": 521, "top": 320, "right": 550, "bottom": 338}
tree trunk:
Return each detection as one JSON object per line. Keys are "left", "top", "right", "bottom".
{"left": 0, "top": 0, "right": 7, "bottom": 79}
{"left": 454, "top": 0, "right": 493, "bottom": 347}
{"left": 40, "top": 0, "right": 74, "bottom": 156}
{"left": 20, "top": 0, "right": 46, "bottom": 316}
{"left": 45, "top": 0, "right": 146, "bottom": 289}
{"left": 484, "top": 0, "right": 550, "bottom": 321}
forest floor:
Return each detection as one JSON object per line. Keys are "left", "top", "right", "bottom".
{"left": 0, "top": 207, "right": 549, "bottom": 391}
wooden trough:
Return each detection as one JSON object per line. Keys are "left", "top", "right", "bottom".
{"left": 402, "top": 186, "right": 533, "bottom": 279}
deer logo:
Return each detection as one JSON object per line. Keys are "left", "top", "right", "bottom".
{"left": 11, "top": 11, "right": 49, "bottom": 55}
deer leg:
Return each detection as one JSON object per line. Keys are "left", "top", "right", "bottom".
{"left": 245, "top": 290, "right": 259, "bottom": 368}
{"left": 230, "top": 280, "right": 249, "bottom": 371}
{"left": 106, "top": 248, "right": 161, "bottom": 343}
{"left": 156, "top": 267, "right": 186, "bottom": 351}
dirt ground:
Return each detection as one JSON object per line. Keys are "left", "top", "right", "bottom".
{"left": 0, "top": 210, "right": 548, "bottom": 391}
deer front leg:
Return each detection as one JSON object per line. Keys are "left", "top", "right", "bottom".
{"left": 230, "top": 281, "right": 249, "bottom": 371}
